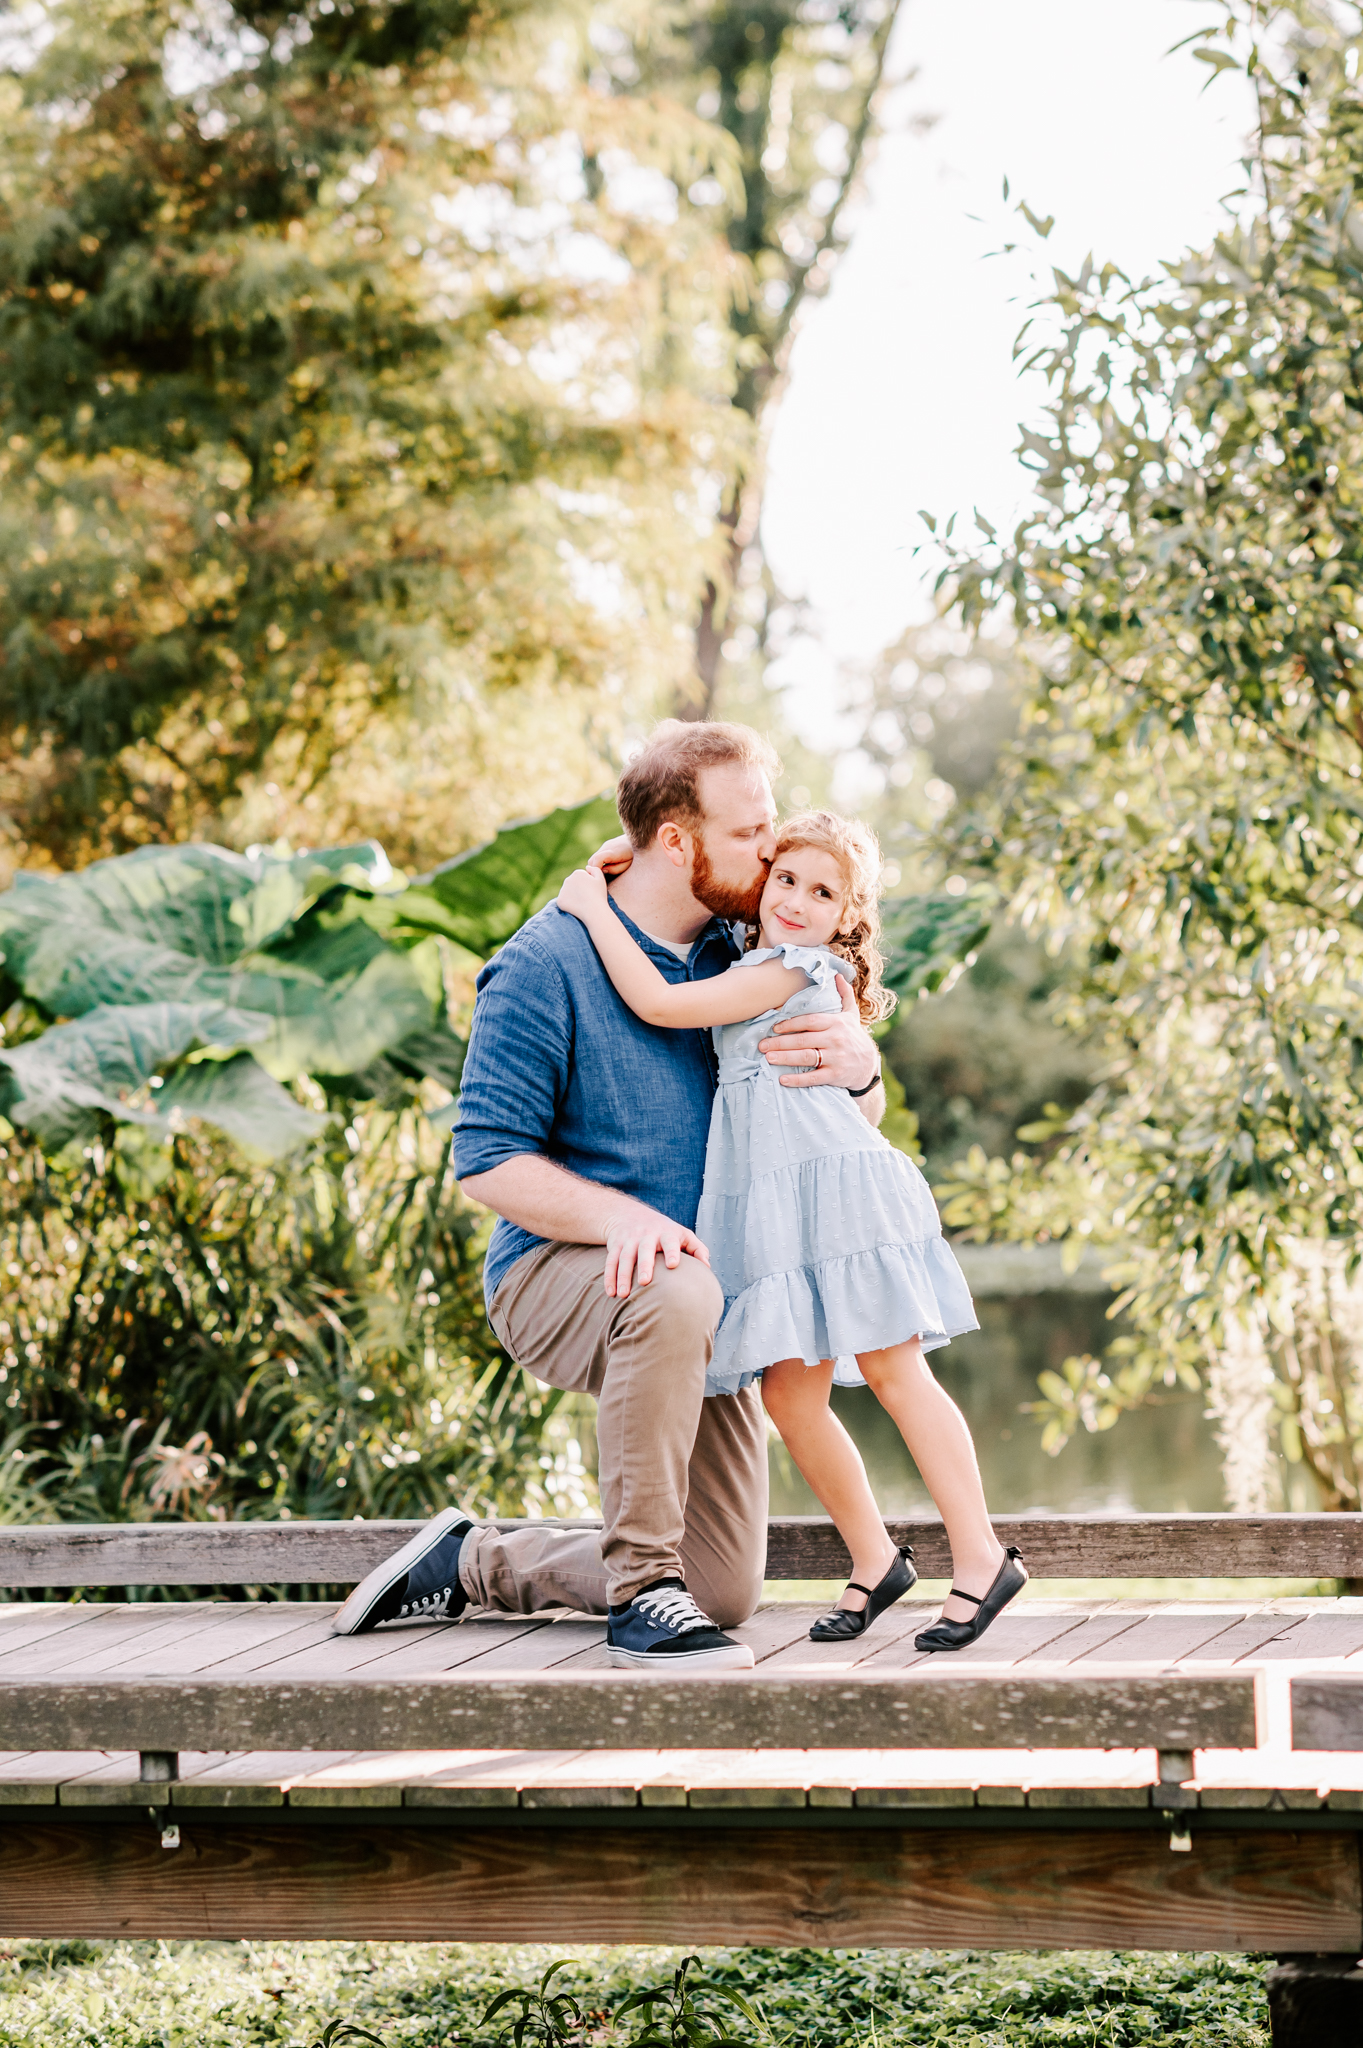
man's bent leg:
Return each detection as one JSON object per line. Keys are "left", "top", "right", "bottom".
{"left": 680, "top": 1383, "right": 769, "bottom": 1629}
{"left": 457, "top": 1519, "right": 608, "bottom": 1617}
{"left": 460, "top": 1241, "right": 721, "bottom": 1613}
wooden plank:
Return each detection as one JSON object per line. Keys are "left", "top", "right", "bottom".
{"left": 1251, "top": 1613, "right": 1363, "bottom": 1661}
{"left": 0, "top": 1819, "right": 1352, "bottom": 1949}
{"left": 166, "top": 1608, "right": 363, "bottom": 1678}
{"left": 394, "top": 1620, "right": 602, "bottom": 1678}
{"left": 1293, "top": 1677, "right": 1363, "bottom": 1749}
{"left": 1012, "top": 1611, "right": 1153, "bottom": 1666}
{"left": 0, "top": 1607, "right": 191, "bottom": 1678}
{"left": 227, "top": 1615, "right": 549, "bottom": 1681}
{"left": 173, "top": 1783, "right": 285, "bottom": 1808}
{"left": 0, "top": 1670, "right": 1258, "bottom": 1753}
{"left": 5, "top": 1512, "right": 1363, "bottom": 1589}
{"left": 1184, "top": 1614, "right": 1310, "bottom": 1663}
{"left": 184, "top": 1750, "right": 355, "bottom": 1779}
{"left": 856, "top": 1607, "right": 1098, "bottom": 1673}
{"left": 753, "top": 1602, "right": 937, "bottom": 1674}
{"left": 0, "top": 1607, "right": 109, "bottom": 1658}
{"left": 0, "top": 1750, "right": 129, "bottom": 1789}
{"left": 11, "top": 1605, "right": 247, "bottom": 1681}
{"left": 1062, "top": 1612, "right": 1268, "bottom": 1666}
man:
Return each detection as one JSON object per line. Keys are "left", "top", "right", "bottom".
{"left": 333, "top": 720, "right": 885, "bottom": 1666}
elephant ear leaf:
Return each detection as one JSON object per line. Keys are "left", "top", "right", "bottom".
{"left": 6, "top": 844, "right": 265, "bottom": 969}
{"left": 0, "top": 1002, "right": 271, "bottom": 1151}
{"left": 393, "top": 794, "right": 621, "bottom": 957}
{"left": 156, "top": 1053, "right": 329, "bottom": 1162}
{"left": 384, "top": 1021, "right": 467, "bottom": 1093}
{"left": 880, "top": 885, "right": 996, "bottom": 1003}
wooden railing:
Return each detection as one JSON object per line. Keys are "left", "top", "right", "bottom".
{"left": 0, "top": 1511, "right": 1356, "bottom": 1587}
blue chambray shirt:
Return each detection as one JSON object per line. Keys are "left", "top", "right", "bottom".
{"left": 453, "top": 899, "right": 739, "bottom": 1310}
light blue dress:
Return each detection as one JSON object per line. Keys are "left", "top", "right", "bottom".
{"left": 695, "top": 942, "right": 979, "bottom": 1398}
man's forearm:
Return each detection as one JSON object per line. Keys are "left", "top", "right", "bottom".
{"left": 460, "top": 1154, "right": 654, "bottom": 1244}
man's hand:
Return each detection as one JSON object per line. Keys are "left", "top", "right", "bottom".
{"left": 557, "top": 865, "right": 610, "bottom": 921}
{"left": 461, "top": 1158, "right": 711, "bottom": 1297}
{"left": 604, "top": 1205, "right": 710, "bottom": 1299}
{"left": 587, "top": 833, "right": 634, "bottom": 878}
{"left": 758, "top": 974, "right": 880, "bottom": 1092}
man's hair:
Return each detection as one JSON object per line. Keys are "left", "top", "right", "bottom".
{"left": 615, "top": 720, "right": 781, "bottom": 850}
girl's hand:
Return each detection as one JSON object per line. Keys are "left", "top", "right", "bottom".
{"left": 557, "top": 866, "right": 610, "bottom": 921}
{"left": 587, "top": 834, "right": 634, "bottom": 878}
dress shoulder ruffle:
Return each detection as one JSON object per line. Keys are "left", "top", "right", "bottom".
{"left": 736, "top": 942, "right": 843, "bottom": 996}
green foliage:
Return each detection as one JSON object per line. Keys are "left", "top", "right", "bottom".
{"left": 482, "top": 1960, "right": 603, "bottom": 2048}
{"left": 0, "top": 1107, "right": 593, "bottom": 1537}
{"left": 0, "top": 794, "right": 613, "bottom": 1171}
{"left": 0, "top": 1939, "right": 1272, "bottom": 2048}
{"left": 934, "top": 1, "right": 1363, "bottom": 1505}
{"left": 399, "top": 794, "right": 622, "bottom": 958}
{"left": 0, "top": 794, "right": 611, "bottom": 1531}
{"left": 879, "top": 884, "right": 995, "bottom": 1005}
{"left": 829, "top": 621, "right": 1028, "bottom": 833}
{"left": 887, "top": 930, "right": 1099, "bottom": 1180}
{"left": 478, "top": 1956, "right": 762, "bottom": 2048}
{"left": 0, "top": 0, "right": 744, "bottom": 872}
{"left": 612, "top": 1956, "right": 761, "bottom": 2048}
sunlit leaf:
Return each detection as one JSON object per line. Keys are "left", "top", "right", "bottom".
{"left": 396, "top": 795, "right": 622, "bottom": 958}
{"left": 880, "top": 885, "right": 996, "bottom": 1002}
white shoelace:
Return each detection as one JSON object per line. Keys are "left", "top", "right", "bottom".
{"left": 634, "top": 1585, "right": 713, "bottom": 1635}
{"left": 397, "top": 1586, "right": 456, "bottom": 1620}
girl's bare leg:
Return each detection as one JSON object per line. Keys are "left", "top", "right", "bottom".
{"left": 761, "top": 1358, "right": 898, "bottom": 1612}
{"left": 856, "top": 1338, "right": 1006, "bottom": 1624}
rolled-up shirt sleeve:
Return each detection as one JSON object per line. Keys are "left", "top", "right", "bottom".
{"left": 452, "top": 932, "right": 573, "bottom": 1180}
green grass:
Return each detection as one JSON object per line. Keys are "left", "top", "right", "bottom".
{"left": 0, "top": 1940, "right": 1270, "bottom": 2046}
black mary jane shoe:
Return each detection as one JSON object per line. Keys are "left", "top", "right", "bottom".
{"left": 913, "top": 1545, "right": 1027, "bottom": 1653}
{"left": 809, "top": 1545, "right": 917, "bottom": 1642}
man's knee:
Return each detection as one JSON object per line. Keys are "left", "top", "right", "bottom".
{"left": 689, "top": 1546, "right": 764, "bottom": 1631}
{"left": 708, "top": 1563, "right": 765, "bottom": 1632}
{"left": 626, "top": 1253, "right": 723, "bottom": 1347}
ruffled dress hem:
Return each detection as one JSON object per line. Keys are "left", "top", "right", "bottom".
{"left": 703, "top": 1235, "right": 979, "bottom": 1397}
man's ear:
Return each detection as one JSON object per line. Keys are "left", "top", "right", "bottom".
{"left": 656, "top": 820, "right": 692, "bottom": 871}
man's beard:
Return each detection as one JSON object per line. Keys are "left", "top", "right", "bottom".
{"left": 691, "top": 838, "right": 768, "bottom": 925}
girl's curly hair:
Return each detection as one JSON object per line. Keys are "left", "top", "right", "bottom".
{"left": 745, "top": 808, "right": 896, "bottom": 1025}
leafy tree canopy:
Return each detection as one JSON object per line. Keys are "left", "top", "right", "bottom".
{"left": 0, "top": 0, "right": 748, "bottom": 875}
{"left": 936, "top": 0, "right": 1363, "bottom": 1512}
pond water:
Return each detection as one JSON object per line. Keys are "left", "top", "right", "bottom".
{"left": 767, "top": 1291, "right": 1229, "bottom": 1517}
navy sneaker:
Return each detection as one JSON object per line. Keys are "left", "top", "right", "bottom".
{"left": 606, "top": 1579, "right": 754, "bottom": 1670}
{"left": 332, "top": 1508, "right": 473, "bottom": 1634}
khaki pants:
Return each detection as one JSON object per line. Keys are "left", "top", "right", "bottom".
{"left": 456, "top": 1241, "right": 769, "bottom": 1626}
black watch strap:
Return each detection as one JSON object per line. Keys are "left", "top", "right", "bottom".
{"left": 846, "top": 1065, "right": 882, "bottom": 1099}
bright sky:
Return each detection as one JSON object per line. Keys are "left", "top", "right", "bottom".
{"left": 763, "top": 0, "right": 1256, "bottom": 730}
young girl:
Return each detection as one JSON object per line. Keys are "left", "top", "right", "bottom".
{"left": 557, "top": 810, "right": 1026, "bottom": 1652}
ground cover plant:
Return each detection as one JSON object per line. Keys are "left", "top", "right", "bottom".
{"left": 0, "top": 1938, "right": 1271, "bottom": 2047}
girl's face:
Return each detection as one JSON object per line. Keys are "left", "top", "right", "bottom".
{"left": 757, "top": 844, "right": 848, "bottom": 951}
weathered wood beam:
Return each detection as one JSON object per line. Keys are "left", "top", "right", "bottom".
{"left": 0, "top": 1672, "right": 1257, "bottom": 1753}
{"left": 0, "top": 1512, "right": 1359, "bottom": 1589}
{"left": 1292, "top": 1677, "right": 1363, "bottom": 1750}
{"left": 0, "top": 1818, "right": 1352, "bottom": 1949}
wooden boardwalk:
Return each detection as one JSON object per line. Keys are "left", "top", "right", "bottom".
{"left": 2, "top": 1518, "right": 1363, "bottom": 1959}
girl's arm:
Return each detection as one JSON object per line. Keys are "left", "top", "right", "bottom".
{"left": 556, "top": 868, "right": 808, "bottom": 1027}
